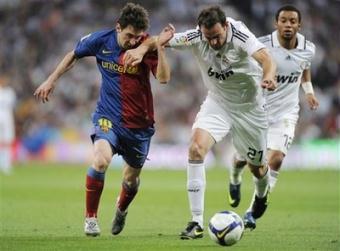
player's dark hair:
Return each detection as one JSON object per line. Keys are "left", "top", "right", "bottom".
{"left": 198, "top": 6, "right": 226, "bottom": 29}
{"left": 117, "top": 3, "right": 149, "bottom": 31}
{"left": 275, "top": 5, "right": 301, "bottom": 23}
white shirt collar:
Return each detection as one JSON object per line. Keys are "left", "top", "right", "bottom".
{"left": 272, "top": 30, "right": 306, "bottom": 49}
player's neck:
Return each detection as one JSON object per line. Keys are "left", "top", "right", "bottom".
{"left": 278, "top": 36, "right": 298, "bottom": 50}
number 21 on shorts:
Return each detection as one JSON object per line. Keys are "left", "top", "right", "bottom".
{"left": 247, "top": 147, "right": 263, "bottom": 163}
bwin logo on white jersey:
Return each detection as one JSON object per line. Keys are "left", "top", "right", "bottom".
{"left": 276, "top": 72, "right": 300, "bottom": 84}
{"left": 207, "top": 67, "right": 234, "bottom": 81}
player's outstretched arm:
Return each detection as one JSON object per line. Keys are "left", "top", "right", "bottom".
{"left": 301, "top": 69, "right": 319, "bottom": 110}
{"left": 252, "top": 48, "right": 277, "bottom": 91}
{"left": 156, "top": 24, "right": 175, "bottom": 84}
{"left": 34, "top": 50, "right": 78, "bottom": 103}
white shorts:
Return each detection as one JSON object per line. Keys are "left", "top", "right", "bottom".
{"left": 192, "top": 95, "right": 268, "bottom": 166}
{"left": 267, "top": 117, "right": 297, "bottom": 155}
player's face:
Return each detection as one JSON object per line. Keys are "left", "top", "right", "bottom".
{"left": 116, "top": 24, "right": 145, "bottom": 50}
{"left": 276, "top": 11, "right": 301, "bottom": 40}
{"left": 201, "top": 22, "right": 228, "bottom": 50}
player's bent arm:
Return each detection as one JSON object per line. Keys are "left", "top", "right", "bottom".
{"left": 156, "top": 44, "right": 170, "bottom": 84}
{"left": 123, "top": 36, "right": 158, "bottom": 68}
{"left": 124, "top": 24, "right": 175, "bottom": 68}
{"left": 252, "top": 48, "right": 277, "bottom": 90}
{"left": 34, "top": 50, "right": 78, "bottom": 102}
{"left": 154, "top": 24, "right": 175, "bottom": 83}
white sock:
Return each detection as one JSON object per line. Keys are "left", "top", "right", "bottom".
{"left": 269, "top": 169, "right": 279, "bottom": 192}
{"left": 230, "top": 153, "right": 246, "bottom": 185}
{"left": 253, "top": 168, "right": 269, "bottom": 198}
{"left": 187, "top": 161, "right": 206, "bottom": 228}
{"left": 230, "top": 165, "right": 245, "bottom": 185}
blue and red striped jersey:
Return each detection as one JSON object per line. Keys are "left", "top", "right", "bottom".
{"left": 74, "top": 29, "right": 158, "bottom": 128}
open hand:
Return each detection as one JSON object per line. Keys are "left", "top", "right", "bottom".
{"left": 305, "top": 93, "right": 319, "bottom": 110}
{"left": 33, "top": 80, "right": 55, "bottom": 103}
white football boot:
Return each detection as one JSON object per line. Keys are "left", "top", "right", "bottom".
{"left": 84, "top": 217, "right": 101, "bottom": 236}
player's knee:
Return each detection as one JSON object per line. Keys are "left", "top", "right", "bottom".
{"left": 268, "top": 152, "right": 284, "bottom": 171}
{"left": 93, "top": 152, "right": 111, "bottom": 171}
{"left": 233, "top": 156, "right": 247, "bottom": 169}
{"left": 248, "top": 163, "right": 267, "bottom": 179}
{"left": 122, "top": 178, "right": 139, "bottom": 192}
{"left": 189, "top": 142, "right": 207, "bottom": 160}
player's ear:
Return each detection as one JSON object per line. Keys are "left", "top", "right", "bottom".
{"left": 116, "top": 23, "right": 121, "bottom": 32}
{"left": 297, "top": 22, "right": 301, "bottom": 31}
{"left": 274, "top": 21, "right": 278, "bottom": 30}
{"left": 223, "top": 21, "right": 228, "bottom": 29}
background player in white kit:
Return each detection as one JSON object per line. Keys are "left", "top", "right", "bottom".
{"left": 228, "top": 5, "right": 319, "bottom": 226}
{"left": 0, "top": 76, "right": 16, "bottom": 175}
{"left": 123, "top": 5, "right": 277, "bottom": 237}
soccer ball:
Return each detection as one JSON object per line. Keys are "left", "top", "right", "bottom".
{"left": 208, "top": 210, "right": 244, "bottom": 246}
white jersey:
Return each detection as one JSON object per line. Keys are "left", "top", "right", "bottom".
{"left": 258, "top": 31, "right": 315, "bottom": 123}
{"left": 169, "top": 18, "right": 265, "bottom": 112}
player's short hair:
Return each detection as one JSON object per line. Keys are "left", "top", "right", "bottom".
{"left": 198, "top": 6, "right": 226, "bottom": 29}
{"left": 117, "top": 3, "right": 149, "bottom": 31}
{"left": 275, "top": 5, "right": 301, "bottom": 23}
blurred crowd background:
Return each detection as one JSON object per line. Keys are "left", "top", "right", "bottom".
{"left": 0, "top": 0, "right": 339, "bottom": 162}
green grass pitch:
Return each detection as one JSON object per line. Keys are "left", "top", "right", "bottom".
{"left": 1, "top": 163, "right": 339, "bottom": 251}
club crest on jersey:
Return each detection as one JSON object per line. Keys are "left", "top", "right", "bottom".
{"left": 175, "top": 35, "right": 189, "bottom": 45}
{"left": 98, "top": 118, "right": 112, "bottom": 133}
{"left": 221, "top": 55, "right": 230, "bottom": 65}
{"left": 207, "top": 66, "right": 234, "bottom": 81}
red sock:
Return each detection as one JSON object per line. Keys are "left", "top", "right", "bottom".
{"left": 117, "top": 181, "right": 139, "bottom": 212}
{"left": 85, "top": 168, "right": 105, "bottom": 218}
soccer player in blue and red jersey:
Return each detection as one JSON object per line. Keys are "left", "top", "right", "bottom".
{"left": 34, "top": 3, "right": 174, "bottom": 236}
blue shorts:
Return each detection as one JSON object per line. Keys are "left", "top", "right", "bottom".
{"left": 90, "top": 115, "right": 155, "bottom": 169}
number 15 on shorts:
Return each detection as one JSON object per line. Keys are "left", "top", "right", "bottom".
{"left": 247, "top": 147, "right": 263, "bottom": 163}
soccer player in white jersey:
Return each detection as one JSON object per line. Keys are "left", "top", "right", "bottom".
{"left": 123, "top": 5, "right": 277, "bottom": 237}
{"left": 229, "top": 5, "right": 319, "bottom": 228}
{"left": 0, "top": 76, "right": 16, "bottom": 175}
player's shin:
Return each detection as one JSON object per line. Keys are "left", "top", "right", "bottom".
{"left": 187, "top": 160, "right": 206, "bottom": 228}
{"left": 230, "top": 153, "right": 247, "bottom": 185}
{"left": 116, "top": 179, "right": 139, "bottom": 212}
{"left": 85, "top": 167, "right": 105, "bottom": 218}
{"left": 245, "top": 165, "right": 270, "bottom": 221}
{"left": 253, "top": 165, "right": 269, "bottom": 198}
{"left": 269, "top": 168, "right": 279, "bottom": 192}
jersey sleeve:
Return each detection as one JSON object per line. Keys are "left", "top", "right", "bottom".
{"left": 304, "top": 40, "right": 316, "bottom": 70}
{"left": 143, "top": 51, "right": 158, "bottom": 77}
{"left": 74, "top": 32, "right": 103, "bottom": 58}
{"left": 168, "top": 29, "right": 201, "bottom": 49}
{"left": 231, "top": 22, "right": 265, "bottom": 56}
